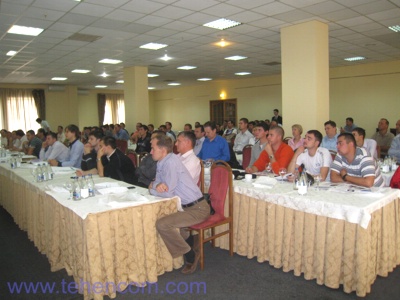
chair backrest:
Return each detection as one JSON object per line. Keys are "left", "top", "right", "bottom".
{"left": 241, "top": 144, "right": 253, "bottom": 169}
{"left": 376, "top": 145, "right": 381, "bottom": 159}
{"left": 329, "top": 150, "right": 337, "bottom": 161}
{"left": 208, "top": 161, "right": 233, "bottom": 217}
{"left": 198, "top": 159, "right": 204, "bottom": 193}
{"left": 126, "top": 150, "right": 137, "bottom": 168}
{"left": 390, "top": 167, "right": 400, "bottom": 189}
{"left": 116, "top": 139, "right": 128, "bottom": 154}
{"left": 283, "top": 137, "right": 291, "bottom": 144}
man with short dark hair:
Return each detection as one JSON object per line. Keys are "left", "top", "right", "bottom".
{"left": 49, "top": 124, "right": 84, "bottom": 168}
{"left": 11, "top": 130, "right": 28, "bottom": 151}
{"left": 136, "top": 125, "right": 151, "bottom": 153}
{"left": 25, "top": 130, "right": 42, "bottom": 157}
{"left": 271, "top": 109, "right": 282, "bottom": 125}
{"left": 114, "top": 124, "right": 129, "bottom": 141}
{"left": 36, "top": 118, "right": 50, "bottom": 133}
{"left": 175, "top": 131, "right": 200, "bottom": 184}
{"left": 194, "top": 125, "right": 205, "bottom": 155}
{"left": 198, "top": 121, "right": 230, "bottom": 162}
{"left": 96, "top": 136, "right": 136, "bottom": 184}
{"left": 39, "top": 131, "right": 69, "bottom": 161}
{"left": 233, "top": 118, "right": 254, "bottom": 153}
{"left": 165, "top": 121, "right": 176, "bottom": 140}
{"left": 148, "top": 124, "right": 154, "bottom": 135}
{"left": 331, "top": 133, "right": 384, "bottom": 187}
{"left": 341, "top": 117, "right": 357, "bottom": 133}
{"left": 222, "top": 120, "right": 237, "bottom": 143}
{"left": 151, "top": 134, "right": 209, "bottom": 275}
{"left": 183, "top": 123, "right": 192, "bottom": 132}
{"left": 77, "top": 130, "right": 104, "bottom": 174}
{"left": 352, "top": 127, "right": 377, "bottom": 159}
{"left": 321, "top": 120, "right": 339, "bottom": 152}
{"left": 288, "top": 130, "right": 332, "bottom": 181}
{"left": 37, "top": 128, "right": 46, "bottom": 141}
{"left": 246, "top": 122, "right": 269, "bottom": 170}
{"left": 371, "top": 118, "right": 394, "bottom": 156}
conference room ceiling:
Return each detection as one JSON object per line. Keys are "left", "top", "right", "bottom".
{"left": 1, "top": 0, "right": 400, "bottom": 91}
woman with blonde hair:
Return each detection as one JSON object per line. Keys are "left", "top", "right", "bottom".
{"left": 288, "top": 124, "right": 304, "bottom": 151}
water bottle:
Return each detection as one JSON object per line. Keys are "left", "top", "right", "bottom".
{"left": 80, "top": 176, "right": 89, "bottom": 199}
{"left": 42, "top": 163, "right": 48, "bottom": 181}
{"left": 87, "top": 174, "right": 95, "bottom": 197}
{"left": 72, "top": 177, "right": 81, "bottom": 201}
{"left": 47, "top": 164, "right": 54, "bottom": 180}
{"left": 298, "top": 171, "right": 308, "bottom": 195}
{"left": 36, "top": 165, "right": 43, "bottom": 182}
{"left": 293, "top": 167, "right": 300, "bottom": 190}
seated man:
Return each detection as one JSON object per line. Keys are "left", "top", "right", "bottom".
{"left": 233, "top": 118, "right": 254, "bottom": 153}
{"left": 36, "top": 118, "right": 50, "bottom": 133}
{"left": 37, "top": 128, "right": 46, "bottom": 142}
{"left": 39, "top": 131, "right": 69, "bottom": 161}
{"left": 49, "top": 124, "right": 84, "bottom": 168}
{"left": 150, "top": 134, "right": 209, "bottom": 275}
{"left": 331, "top": 133, "right": 384, "bottom": 188}
{"left": 57, "top": 125, "right": 66, "bottom": 143}
{"left": 193, "top": 124, "right": 205, "bottom": 155}
{"left": 321, "top": 120, "right": 339, "bottom": 152}
{"left": 246, "top": 126, "right": 294, "bottom": 175}
{"left": 198, "top": 121, "right": 230, "bottom": 162}
{"left": 183, "top": 123, "right": 192, "bottom": 132}
{"left": 222, "top": 120, "right": 237, "bottom": 143}
{"left": 25, "top": 130, "right": 42, "bottom": 158}
{"left": 165, "top": 121, "right": 176, "bottom": 140}
{"left": 175, "top": 131, "right": 200, "bottom": 184}
{"left": 340, "top": 117, "right": 357, "bottom": 133}
{"left": 135, "top": 124, "right": 151, "bottom": 153}
{"left": 113, "top": 124, "right": 130, "bottom": 141}
{"left": 1, "top": 129, "right": 10, "bottom": 147}
{"left": 11, "top": 130, "right": 28, "bottom": 152}
{"left": 371, "top": 118, "right": 394, "bottom": 157}
{"left": 79, "top": 129, "right": 104, "bottom": 174}
{"left": 247, "top": 122, "right": 269, "bottom": 169}
{"left": 97, "top": 136, "right": 136, "bottom": 184}
{"left": 351, "top": 127, "right": 377, "bottom": 159}
{"left": 388, "top": 119, "right": 400, "bottom": 161}
{"left": 288, "top": 130, "right": 332, "bottom": 181}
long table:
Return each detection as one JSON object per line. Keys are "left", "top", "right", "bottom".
{"left": 215, "top": 178, "right": 400, "bottom": 297}
{"left": 0, "top": 163, "right": 182, "bottom": 300}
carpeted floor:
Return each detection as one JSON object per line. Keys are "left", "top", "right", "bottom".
{"left": 1, "top": 206, "right": 399, "bottom": 300}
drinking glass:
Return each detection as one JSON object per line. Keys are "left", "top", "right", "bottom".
{"left": 314, "top": 174, "right": 321, "bottom": 191}
{"left": 31, "top": 168, "right": 37, "bottom": 182}
{"left": 265, "top": 162, "right": 272, "bottom": 175}
{"left": 63, "top": 182, "right": 73, "bottom": 200}
{"left": 279, "top": 168, "right": 287, "bottom": 183}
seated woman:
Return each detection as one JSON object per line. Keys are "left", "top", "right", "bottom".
{"left": 288, "top": 124, "right": 304, "bottom": 151}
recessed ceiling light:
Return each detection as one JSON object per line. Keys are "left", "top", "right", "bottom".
{"left": 140, "top": 43, "right": 168, "bottom": 50}
{"left": 95, "top": 85, "right": 107, "bottom": 88}
{"left": 235, "top": 72, "right": 251, "bottom": 76}
{"left": 51, "top": 77, "right": 67, "bottom": 81}
{"left": 177, "top": 66, "right": 197, "bottom": 70}
{"left": 160, "top": 54, "right": 172, "bottom": 61}
{"left": 388, "top": 25, "right": 400, "bottom": 32}
{"left": 116, "top": 80, "right": 124, "bottom": 84}
{"left": 148, "top": 87, "right": 156, "bottom": 90}
{"left": 203, "top": 18, "right": 241, "bottom": 30}
{"left": 197, "top": 78, "right": 212, "bottom": 81}
{"left": 71, "top": 69, "right": 90, "bottom": 73}
{"left": 216, "top": 39, "right": 230, "bottom": 47}
{"left": 168, "top": 83, "right": 181, "bottom": 86}
{"left": 6, "top": 50, "right": 17, "bottom": 56}
{"left": 99, "top": 72, "right": 109, "bottom": 78}
{"left": 148, "top": 74, "right": 159, "bottom": 77}
{"left": 99, "top": 58, "right": 122, "bottom": 64}
{"left": 7, "top": 25, "right": 44, "bottom": 36}
{"left": 344, "top": 56, "right": 365, "bottom": 61}
{"left": 225, "top": 55, "right": 247, "bottom": 61}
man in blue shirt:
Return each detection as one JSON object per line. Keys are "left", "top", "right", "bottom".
{"left": 321, "top": 120, "right": 339, "bottom": 152}
{"left": 198, "top": 121, "right": 230, "bottom": 162}
{"left": 151, "top": 134, "right": 209, "bottom": 275}
{"left": 114, "top": 124, "right": 129, "bottom": 141}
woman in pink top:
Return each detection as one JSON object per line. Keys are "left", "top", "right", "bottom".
{"left": 288, "top": 124, "right": 304, "bottom": 151}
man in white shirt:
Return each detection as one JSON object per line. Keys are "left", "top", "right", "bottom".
{"left": 388, "top": 119, "right": 400, "bottom": 161}
{"left": 57, "top": 126, "right": 66, "bottom": 143}
{"left": 36, "top": 118, "right": 50, "bottom": 133}
{"left": 194, "top": 124, "right": 205, "bottom": 156}
{"left": 11, "top": 130, "right": 28, "bottom": 152}
{"left": 233, "top": 118, "right": 254, "bottom": 153}
{"left": 352, "top": 127, "right": 377, "bottom": 159}
{"left": 222, "top": 120, "right": 237, "bottom": 144}
{"left": 175, "top": 131, "right": 200, "bottom": 185}
{"left": 39, "top": 131, "right": 69, "bottom": 161}
{"left": 288, "top": 130, "right": 332, "bottom": 181}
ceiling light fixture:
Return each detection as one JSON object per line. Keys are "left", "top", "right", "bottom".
{"left": 6, "top": 50, "right": 18, "bottom": 56}
{"left": 72, "top": 69, "right": 90, "bottom": 73}
{"left": 203, "top": 18, "right": 241, "bottom": 30}
{"left": 99, "top": 58, "right": 122, "bottom": 64}
{"left": 235, "top": 72, "right": 251, "bottom": 76}
{"left": 177, "top": 66, "right": 197, "bottom": 70}
{"left": 140, "top": 43, "right": 168, "bottom": 50}
{"left": 388, "top": 25, "right": 400, "bottom": 32}
{"left": 148, "top": 87, "right": 155, "bottom": 90}
{"left": 168, "top": 83, "right": 181, "bottom": 86}
{"left": 197, "top": 78, "right": 212, "bottom": 81}
{"left": 116, "top": 80, "right": 124, "bottom": 84}
{"left": 160, "top": 54, "right": 172, "bottom": 61}
{"left": 7, "top": 25, "right": 44, "bottom": 36}
{"left": 344, "top": 56, "right": 366, "bottom": 61}
{"left": 95, "top": 85, "right": 107, "bottom": 88}
{"left": 217, "top": 39, "right": 229, "bottom": 47}
{"left": 99, "top": 72, "right": 109, "bottom": 77}
{"left": 51, "top": 77, "right": 67, "bottom": 81}
{"left": 225, "top": 55, "right": 247, "bottom": 61}
{"left": 148, "top": 74, "right": 159, "bottom": 77}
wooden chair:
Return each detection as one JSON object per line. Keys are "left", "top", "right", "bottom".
{"left": 126, "top": 150, "right": 137, "bottom": 168}
{"left": 190, "top": 160, "right": 233, "bottom": 270}
{"left": 198, "top": 159, "right": 204, "bottom": 193}
{"left": 241, "top": 144, "right": 253, "bottom": 169}
{"left": 283, "top": 136, "right": 291, "bottom": 144}
{"left": 376, "top": 145, "right": 381, "bottom": 159}
{"left": 116, "top": 139, "right": 128, "bottom": 154}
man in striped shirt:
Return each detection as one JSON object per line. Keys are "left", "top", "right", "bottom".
{"left": 331, "top": 133, "right": 384, "bottom": 188}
